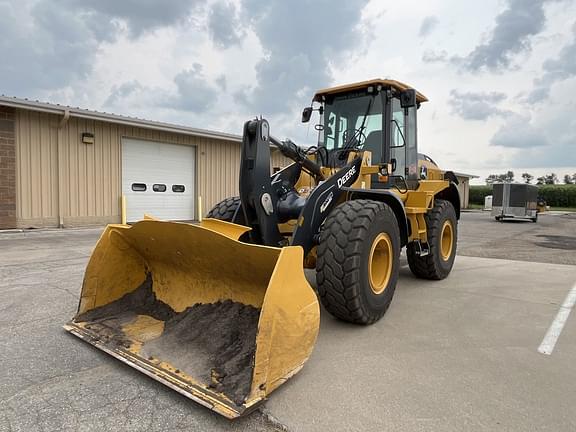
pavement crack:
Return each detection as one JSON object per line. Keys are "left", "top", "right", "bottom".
{"left": 0, "top": 365, "right": 109, "bottom": 405}
{"left": 257, "top": 407, "right": 292, "bottom": 432}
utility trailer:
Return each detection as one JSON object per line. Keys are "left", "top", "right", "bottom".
{"left": 491, "top": 183, "right": 538, "bottom": 222}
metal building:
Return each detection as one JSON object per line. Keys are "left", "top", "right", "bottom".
{"left": 0, "top": 97, "right": 288, "bottom": 229}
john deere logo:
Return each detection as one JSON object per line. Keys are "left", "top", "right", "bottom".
{"left": 420, "top": 165, "right": 428, "bottom": 179}
{"left": 337, "top": 166, "right": 357, "bottom": 188}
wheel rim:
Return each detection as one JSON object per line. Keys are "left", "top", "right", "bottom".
{"left": 440, "top": 220, "right": 453, "bottom": 261}
{"left": 368, "top": 233, "right": 393, "bottom": 295}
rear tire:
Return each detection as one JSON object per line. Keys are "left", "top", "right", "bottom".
{"left": 407, "top": 199, "right": 457, "bottom": 280}
{"left": 316, "top": 200, "right": 400, "bottom": 325}
{"left": 206, "top": 196, "right": 240, "bottom": 222}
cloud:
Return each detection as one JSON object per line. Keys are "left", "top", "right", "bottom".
{"left": 493, "top": 111, "right": 576, "bottom": 168}
{"left": 422, "top": 50, "right": 448, "bottom": 63}
{"left": 449, "top": 0, "right": 552, "bottom": 72}
{"left": 0, "top": 1, "right": 104, "bottom": 96}
{"left": 63, "top": 0, "right": 201, "bottom": 38}
{"left": 527, "top": 22, "right": 576, "bottom": 102}
{"left": 238, "top": 0, "right": 370, "bottom": 115}
{"left": 490, "top": 114, "right": 548, "bottom": 148}
{"left": 105, "top": 65, "right": 218, "bottom": 114}
{"left": 0, "top": 0, "right": 205, "bottom": 97}
{"left": 105, "top": 81, "right": 144, "bottom": 107}
{"left": 419, "top": 16, "right": 439, "bottom": 38}
{"left": 449, "top": 90, "right": 509, "bottom": 120}
{"left": 208, "top": 1, "right": 244, "bottom": 48}
{"left": 172, "top": 64, "right": 219, "bottom": 112}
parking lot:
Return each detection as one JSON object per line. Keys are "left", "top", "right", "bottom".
{"left": 1, "top": 210, "right": 575, "bottom": 431}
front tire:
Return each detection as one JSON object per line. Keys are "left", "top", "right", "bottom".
{"left": 407, "top": 199, "right": 457, "bottom": 280}
{"left": 316, "top": 200, "right": 401, "bottom": 325}
{"left": 206, "top": 196, "right": 240, "bottom": 221}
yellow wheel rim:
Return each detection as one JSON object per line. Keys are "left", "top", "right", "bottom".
{"left": 368, "top": 233, "right": 393, "bottom": 295}
{"left": 440, "top": 220, "right": 454, "bottom": 261}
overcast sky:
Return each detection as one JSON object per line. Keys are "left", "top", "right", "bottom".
{"left": 1, "top": 0, "right": 575, "bottom": 183}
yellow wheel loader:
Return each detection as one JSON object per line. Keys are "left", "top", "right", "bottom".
{"left": 65, "top": 79, "right": 460, "bottom": 419}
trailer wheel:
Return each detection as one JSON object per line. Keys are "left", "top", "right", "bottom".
{"left": 206, "top": 196, "right": 240, "bottom": 222}
{"left": 407, "top": 199, "right": 457, "bottom": 280}
{"left": 316, "top": 200, "right": 400, "bottom": 325}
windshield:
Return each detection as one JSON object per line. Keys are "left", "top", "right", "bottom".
{"left": 319, "top": 93, "right": 383, "bottom": 153}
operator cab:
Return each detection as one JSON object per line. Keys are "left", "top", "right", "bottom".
{"left": 303, "top": 79, "right": 427, "bottom": 190}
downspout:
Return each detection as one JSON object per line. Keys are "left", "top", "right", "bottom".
{"left": 57, "top": 109, "right": 70, "bottom": 228}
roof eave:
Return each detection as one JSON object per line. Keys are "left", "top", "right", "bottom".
{"left": 0, "top": 96, "right": 241, "bottom": 143}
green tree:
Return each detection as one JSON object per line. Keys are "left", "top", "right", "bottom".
{"left": 521, "top": 172, "right": 534, "bottom": 184}
{"left": 485, "top": 171, "right": 514, "bottom": 185}
{"left": 485, "top": 174, "right": 499, "bottom": 184}
{"left": 564, "top": 174, "right": 574, "bottom": 184}
{"left": 544, "top": 173, "right": 558, "bottom": 185}
{"left": 536, "top": 176, "right": 546, "bottom": 185}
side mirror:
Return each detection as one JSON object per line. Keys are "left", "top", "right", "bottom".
{"left": 400, "top": 89, "right": 416, "bottom": 109}
{"left": 301, "top": 106, "right": 313, "bottom": 123}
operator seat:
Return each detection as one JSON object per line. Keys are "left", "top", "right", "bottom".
{"left": 362, "top": 130, "right": 383, "bottom": 163}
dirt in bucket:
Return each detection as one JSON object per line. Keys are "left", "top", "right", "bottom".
{"left": 141, "top": 300, "right": 260, "bottom": 405}
{"left": 74, "top": 274, "right": 260, "bottom": 405}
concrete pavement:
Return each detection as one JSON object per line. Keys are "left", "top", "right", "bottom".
{"left": 1, "top": 214, "right": 575, "bottom": 431}
{"left": 269, "top": 257, "right": 576, "bottom": 431}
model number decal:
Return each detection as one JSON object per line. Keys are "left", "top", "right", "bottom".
{"left": 320, "top": 191, "right": 334, "bottom": 213}
{"left": 337, "top": 166, "right": 357, "bottom": 188}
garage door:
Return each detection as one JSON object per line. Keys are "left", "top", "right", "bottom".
{"left": 122, "top": 138, "right": 195, "bottom": 222}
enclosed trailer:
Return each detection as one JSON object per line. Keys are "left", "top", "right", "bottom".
{"left": 491, "top": 183, "right": 538, "bottom": 222}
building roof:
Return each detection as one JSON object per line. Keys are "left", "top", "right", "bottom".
{"left": 0, "top": 95, "right": 241, "bottom": 142}
{"left": 313, "top": 79, "right": 428, "bottom": 103}
{"left": 453, "top": 172, "right": 479, "bottom": 179}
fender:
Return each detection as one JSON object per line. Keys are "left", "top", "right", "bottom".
{"left": 436, "top": 182, "right": 461, "bottom": 219}
{"left": 342, "top": 188, "right": 410, "bottom": 246}
{"left": 291, "top": 157, "right": 363, "bottom": 256}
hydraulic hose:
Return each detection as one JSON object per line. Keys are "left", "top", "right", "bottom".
{"left": 270, "top": 136, "right": 324, "bottom": 180}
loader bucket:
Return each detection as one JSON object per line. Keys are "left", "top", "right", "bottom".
{"left": 64, "top": 219, "right": 320, "bottom": 419}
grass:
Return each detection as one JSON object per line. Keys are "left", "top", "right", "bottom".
{"left": 466, "top": 203, "right": 484, "bottom": 209}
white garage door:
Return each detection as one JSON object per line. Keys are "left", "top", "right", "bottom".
{"left": 122, "top": 138, "right": 195, "bottom": 222}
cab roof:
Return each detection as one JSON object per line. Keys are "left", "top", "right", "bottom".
{"left": 313, "top": 78, "right": 428, "bottom": 103}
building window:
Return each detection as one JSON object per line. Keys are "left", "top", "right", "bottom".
{"left": 153, "top": 184, "right": 167, "bottom": 192}
{"left": 172, "top": 184, "right": 185, "bottom": 193}
{"left": 131, "top": 183, "right": 146, "bottom": 192}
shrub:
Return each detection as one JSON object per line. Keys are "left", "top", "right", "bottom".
{"left": 469, "top": 184, "right": 576, "bottom": 207}
{"left": 469, "top": 186, "right": 492, "bottom": 205}
{"left": 538, "top": 184, "right": 576, "bottom": 207}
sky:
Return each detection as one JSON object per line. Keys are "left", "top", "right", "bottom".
{"left": 1, "top": 0, "right": 575, "bottom": 184}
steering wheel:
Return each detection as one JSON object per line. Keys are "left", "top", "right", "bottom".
{"left": 342, "top": 128, "right": 367, "bottom": 148}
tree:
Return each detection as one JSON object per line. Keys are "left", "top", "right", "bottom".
{"left": 522, "top": 172, "right": 534, "bottom": 184}
{"left": 564, "top": 174, "right": 574, "bottom": 184}
{"left": 485, "top": 174, "right": 499, "bottom": 185}
{"left": 536, "top": 176, "right": 546, "bottom": 185}
{"left": 544, "top": 173, "right": 558, "bottom": 185}
{"left": 573, "top": 173, "right": 576, "bottom": 183}
{"left": 485, "top": 171, "right": 514, "bottom": 185}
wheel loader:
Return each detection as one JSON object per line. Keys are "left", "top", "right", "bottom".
{"left": 64, "top": 79, "right": 460, "bottom": 419}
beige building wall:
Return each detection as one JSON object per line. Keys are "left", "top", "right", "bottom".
{"left": 456, "top": 176, "right": 471, "bottom": 209}
{"left": 15, "top": 109, "right": 274, "bottom": 228}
